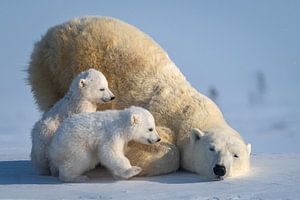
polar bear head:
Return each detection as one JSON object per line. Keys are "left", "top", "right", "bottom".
{"left": 127, "top": 106, "right": 161, "bottom": 145}
{"left": 71, "top": 68, "right": 115, "bottom": 103}
{"left": 182, "top": 127, "right": 251, "bottom": 180}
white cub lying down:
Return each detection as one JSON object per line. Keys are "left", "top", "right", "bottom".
{"left": 49, "top": 106, "right": 161, "bottom": 182}
{"left": 31, "top": 68, "right": 115, "bottom": 175}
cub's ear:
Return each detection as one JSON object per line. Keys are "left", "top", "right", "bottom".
{"left": 131, "top": 114, "right": 139, "bottom": 125}
{"left": 191, "top": 128, "right": 205, "bottom": 141}
{"left": 79, "top": 79, "right": 86, "bottom": 88}
{"left": 247, "top": 143, "right": 252, "bottom": 155}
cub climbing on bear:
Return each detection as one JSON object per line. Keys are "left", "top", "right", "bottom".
{"left": 49, "top": 106, "right": 161, "bottom": 182}
{"left": 31, "top": 68, "right": 115, "bottom": 175}
{"left": 28, "top": 16, "right": 251, "bottom": 179}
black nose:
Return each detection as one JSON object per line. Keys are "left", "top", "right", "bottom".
{"left": 110, "top": 96, "right": 115, "bottom": 100}
{"left": 157, "top": 138, "right": 161, "bottom": 142}
{"left": 213, "top": 164, "right": 226, "bottom": 176}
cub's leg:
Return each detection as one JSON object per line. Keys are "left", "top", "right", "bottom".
{"left": 57, "top": 150, "right": 94, "bottom": 182}
{"left": 98, "top": 145, "right": 142, "bottom": 179}
{"left": 31, "top": 138, "right": 50, "bottom": 175}
{"left": 31, "top": 119, "right": 60, "bottom": 175}
{"left": 31, "top": 124, "right": 51, "bottom": 175}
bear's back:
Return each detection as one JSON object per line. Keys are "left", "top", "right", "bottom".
{"left": 31, "top": 16, "right": 188, "bottom": 112}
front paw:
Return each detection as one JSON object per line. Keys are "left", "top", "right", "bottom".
{"left": 115, "top": 166, "right": 142, "bottom": 179}
{"left": 128, "top": 166, "right": 142, "bottom": 177}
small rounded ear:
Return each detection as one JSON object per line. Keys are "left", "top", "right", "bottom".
{"left": 247, "top": 143, "right": 252, "bottom": 155}
{"left": 191, "top": 128, "right": 205, "bottom": 141}
{"left": 79, "top": 79, "right": 86, "bottom": 88}
{"left": 131, "top": 114, "right": 139, "bottom": 125}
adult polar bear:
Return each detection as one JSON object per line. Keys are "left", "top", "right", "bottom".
{"left": 28, "top": 16, "right": 251, "bottom": 179}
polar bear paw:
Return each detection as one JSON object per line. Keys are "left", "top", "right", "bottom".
{"left": 115, "top": 166, "right": 142, "bottom": 179}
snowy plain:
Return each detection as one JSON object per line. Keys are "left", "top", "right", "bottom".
{"left": 1, "top": 154, "right": 300, "bottom": 200}
{"left": 0, "top": 1, "right": 300, "bottom": 199}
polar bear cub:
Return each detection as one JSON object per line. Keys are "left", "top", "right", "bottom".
{"left": 31, "top": 68, "right": 115, "bottom": 175}
{"left": 49, "top": 106, "right": 161, "bottom": 182}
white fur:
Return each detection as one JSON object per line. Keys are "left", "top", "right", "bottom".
{"left": 182, "top": 127, "right": 251, "bottom": 180}
{"left": 28, "top": 17, "right": 251, "bottom": 178}
{"left": 48, "top": 106, "right": 160, "bottom": 182}
{"left": 31, "top": 68, "right": 114, "bottom": 175}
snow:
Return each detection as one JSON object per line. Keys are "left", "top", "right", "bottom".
{"left": 1, "top": 1, "right": 300, "bottom": 199}
{"left": 1, "top": 153, "right": 300, "bottom": 199}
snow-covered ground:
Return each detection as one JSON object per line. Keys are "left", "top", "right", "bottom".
{"left": 1, "top": 1, "right": 300, "bottom": 199}
{"left": 1, "top": 153, "right": 300, "bottom": 199}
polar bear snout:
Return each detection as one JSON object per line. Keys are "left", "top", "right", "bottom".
{"left": 101, "top": 91, "right": 115, "bottom": 102}
{"left": 147, "top": 137, "right": 161, "bottom": 144}
{"left": 102, "top": 95, "right": 115, "bottom": 102}
{"left": 213, "top": 164, "right": 226, "bottom": 177}
{"left": 148, "top": 129, "right": 161, "bottom": 144}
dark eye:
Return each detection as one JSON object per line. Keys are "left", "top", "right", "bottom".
{"left": 209, "top": 147, "right": 215, "bottom": 152}
{"left": 234, "top": 154, "right": 239, "bottom": 158}
{"left": 148, "top": 128, "right": 153, "bottom": 132}
{"left": 100, "top": 88, "right": 105, "bottom": 91}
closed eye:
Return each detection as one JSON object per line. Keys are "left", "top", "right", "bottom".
{"left": 209, "top": 147, "right": 215, "bottom": 152}
{"left": 100, "top": 88, "right": 105, "bottom": 91}
{"left": 148, "top": 128, "right": 153, "bottom": 132}
{"left": 234, "top": 154, "right": 239, "bottom": 158}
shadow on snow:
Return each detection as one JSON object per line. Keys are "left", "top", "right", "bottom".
{"left": 0, "top": 160, "right": 211, "bottom": 185}
{"left": 0, "top": 160, "right": 60, "bottom": 185}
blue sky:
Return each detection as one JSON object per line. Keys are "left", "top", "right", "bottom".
{"left": 0, "top": 1, "right": 299, "bottom": 153}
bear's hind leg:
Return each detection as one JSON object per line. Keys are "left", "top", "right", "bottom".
{"left": 58, "top": 151, "right": 93, "bottom": 182}
{"left": 31, "top": 138, "right": 50, "bottom": 175}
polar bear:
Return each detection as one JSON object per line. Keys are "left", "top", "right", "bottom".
{"left": 28, "top": 16, "right": 251, "bottom": 179}
{"left": 182, "top": 128, "right": 251, "bottom": 180}
{"left": 49, "top": 106, "right": 161, "bottom": 182}
{"left": 31, "top": 68, "right": 115, "bottom": 175}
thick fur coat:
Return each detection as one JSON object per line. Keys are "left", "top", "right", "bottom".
{"left": 31, "top": 68, "right": 114, "bottom": 175}
{"left": 28, "top": 17, "right": 250, "bottom": 178}
{"left": 49, "top": 106, "right": 160, "bottom": 182}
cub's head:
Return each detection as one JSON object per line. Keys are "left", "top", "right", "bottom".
{"left": 127, "top": 106, "right": 161, "bottom": 145}
{"left": 182, "top": 128, "right": 251, "bottom": 180}
{"left": 72, "top": 68, "right": 115, "bottom": 103}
